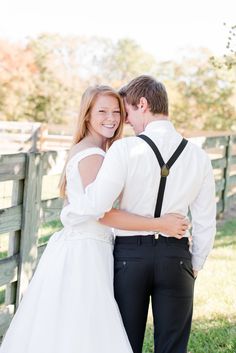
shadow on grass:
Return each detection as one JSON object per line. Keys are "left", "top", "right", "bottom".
{"left": 143, "top": 316, "right": 236, "bottom": 353}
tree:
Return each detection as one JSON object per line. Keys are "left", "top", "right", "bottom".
{"left": 0, "top": 36, "right": 235, "bottom": 131}
{"left": 210, "top": 23, "right": 236, "bottom": 70}
{"left": 0, "top": 39, "right": 37, "bottom": 121}
{"left": 26, "top": 34, "right": 78, "bottom": 123}
{"left": 169, "top": 52, "right": 236, "bottom": 131}
{"left": 99, "top": 38, "right": 157, "bottom": 88}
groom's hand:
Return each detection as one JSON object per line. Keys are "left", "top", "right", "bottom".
{"left": 159, "top": 213, "right": 189, "bottom": 237}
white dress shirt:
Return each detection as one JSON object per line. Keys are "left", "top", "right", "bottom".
{"left": 61, "top": 120, "right": 216, "bottom": 270}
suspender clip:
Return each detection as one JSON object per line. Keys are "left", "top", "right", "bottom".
{"left": 161, "top": 164, "right": 170, "bottom": 177}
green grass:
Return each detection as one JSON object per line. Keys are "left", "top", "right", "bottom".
{"left": 143, "top": 218, "right": 236, "bottom": 353}
{"left": 144, "top": 318, "right": 236, "bottom": 353}
{"left": 38, "top": 219, "right": 62, "bottom": 245}
{"left": 0, "top": 288, "right": 5, "bottom": 306}
{"left": 0, "top": 233, "right": 9, "bottom": 259}
{"left": 0, "top": 251, "right": 7, "bottom": 260}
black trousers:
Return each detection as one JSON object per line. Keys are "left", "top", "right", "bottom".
{"left": 114, "top": 234, "right": 195, "bottom": 353}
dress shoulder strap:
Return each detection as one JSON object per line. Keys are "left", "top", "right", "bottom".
{"left": 66, "top": 147, "right": 105, "bottom": 173}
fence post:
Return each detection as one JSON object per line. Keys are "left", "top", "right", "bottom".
{"left": 39, "top": 124, "right": 48, "bottom": 151}
{"left": 29, "top": 124, "right": 41, "bottom": 152}
{"left": 5, "top": 180, "right": 23, "bottom": 309}
{"left": 15, "top": 152, "right": 43, "bottom": 307}
{"left": 222, "top": 135, "right": 232, "bottom": 214}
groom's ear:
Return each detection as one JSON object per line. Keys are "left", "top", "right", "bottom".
{"left": 137, "top": 97, "right": 148, "bottom": 112}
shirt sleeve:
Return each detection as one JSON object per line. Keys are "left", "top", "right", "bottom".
{"left": 190, "top": 154, "right": 216, "bottom": 271}
{"left": 60, "top": 140, "right": 127, "bottom": 224}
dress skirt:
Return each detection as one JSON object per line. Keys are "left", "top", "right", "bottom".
{"left": 0, "top": 228, "right": 133, "bottom": 353}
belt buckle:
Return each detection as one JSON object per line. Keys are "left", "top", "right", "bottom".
{"left": 154, "top": 233, "right": 159, "bottom": 240}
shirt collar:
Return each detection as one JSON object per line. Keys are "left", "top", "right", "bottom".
{"left": 144, "top": 120, "right": 175, "bottom": 134}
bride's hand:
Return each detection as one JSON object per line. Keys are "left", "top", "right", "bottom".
{"left": 157, "top": 213, "right": 190, "bottom": 238}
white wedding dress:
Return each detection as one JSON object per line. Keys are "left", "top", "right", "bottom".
{"left": 0, "top": 148, "right": 133, "bottom": 353}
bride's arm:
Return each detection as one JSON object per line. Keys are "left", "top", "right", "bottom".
{"left": 99, "top": 209, "right": 189, "bottom": 238}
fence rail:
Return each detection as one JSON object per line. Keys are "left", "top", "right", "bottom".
{"left": 0, "top": 121, "right": 73, "bottom": 152}
{"left": 0, "top": 122, "right": 43, "bottom": 153}
{"left": 0, "top": 133, "right": 236, "bottom": 338}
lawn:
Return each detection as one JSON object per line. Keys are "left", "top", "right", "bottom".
{"left": 143, "top": 218, "right": 236, "bottom": 353}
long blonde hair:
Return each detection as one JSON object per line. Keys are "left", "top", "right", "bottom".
{"left": 59, "top": 85, "right": 126, "bottom": 198}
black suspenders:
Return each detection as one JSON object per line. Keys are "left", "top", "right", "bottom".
{"left": 138, "top": 135, "right": 188, "bottom": 218}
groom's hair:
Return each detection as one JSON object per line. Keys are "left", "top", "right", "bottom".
{"left": 119, "top": 75, "right": 168, "bottom": 115}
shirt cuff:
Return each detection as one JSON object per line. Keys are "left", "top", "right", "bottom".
{"left": 191, "top": 254, "right": 207, "bottom": 271}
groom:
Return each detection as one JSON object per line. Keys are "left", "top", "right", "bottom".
{"left": 62, "top": 75, "right": 216, "bottom": 353}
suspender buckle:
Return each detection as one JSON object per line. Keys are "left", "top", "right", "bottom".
{"left": 161, "top": 164, "right": 169, "bottom": 177}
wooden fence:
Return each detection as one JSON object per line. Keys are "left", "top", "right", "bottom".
{"left": 0, "top": 150, "right": 66, "bottom": 337}
{"left": 0, "top": 122, "right": 43, "bottom": 153}
{"left": 0, "top": 134, "right": 236, "bottom": 339}
{"left": 0, "top": 121, "right": 72, "bottom": 153}
{"left": 0, "top": 121, "right": 135, "bottom": 152}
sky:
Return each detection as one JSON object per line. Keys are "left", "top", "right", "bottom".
{"left": 0, "top": 0, "right": 235, "bottom": 61}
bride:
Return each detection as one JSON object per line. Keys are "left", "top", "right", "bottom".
{"left": 0, "top": 85, "right": 188, "bottom": 353}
